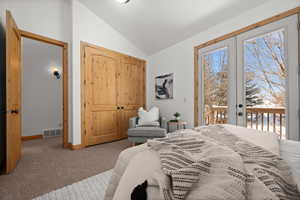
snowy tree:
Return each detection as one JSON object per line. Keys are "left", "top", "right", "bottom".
{"left": 246, "top": 79, "right": 264, "bottom": 107}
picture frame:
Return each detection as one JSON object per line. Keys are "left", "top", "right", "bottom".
{"left": 155, "top": 73, "right": 174, "bottom": 100}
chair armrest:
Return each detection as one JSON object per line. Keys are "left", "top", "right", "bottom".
{"left": 160, "top": 117, "right": 167, "bottom": 129}
{"left": 129, "top": 117, "right": 137, "bottom": 129}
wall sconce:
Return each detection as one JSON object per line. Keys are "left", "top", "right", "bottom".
{"left": 50, "top": 67, "right": 61, "bottom": 80}
{"left": 53, "top": 69, "right": 61, "bottom": 79}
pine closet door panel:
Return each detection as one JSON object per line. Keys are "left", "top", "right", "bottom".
{"left": 117, "top": 56, "right": 145, "bottom": 108}
{"left": 117, "top": 56, "right": 146, "bottom": 138}
{"left": 84, "top": 47, "right": 120, "bottom": 146}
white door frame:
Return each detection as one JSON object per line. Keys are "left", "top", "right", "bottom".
{"left": 236, "top": 15, "right": 299, "bottom": 140}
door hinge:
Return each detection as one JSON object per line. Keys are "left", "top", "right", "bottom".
{"left": 298, "top": 22, "right": 300, "bottom": 30}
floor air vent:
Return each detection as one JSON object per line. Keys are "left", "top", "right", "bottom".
{"left": 43, "top": 128, "right": 62, "bottom": 137}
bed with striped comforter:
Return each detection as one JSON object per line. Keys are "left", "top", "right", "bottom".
{"left": 104, "top": 125, "right": 300, "bottom": 200}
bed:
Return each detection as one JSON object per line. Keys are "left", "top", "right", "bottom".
{"left": 104, "top": 124, "right": 300, "bottom": 200}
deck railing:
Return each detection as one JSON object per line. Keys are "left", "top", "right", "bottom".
{"left": 205, "top": 106, "right": 285, "bottom": 139}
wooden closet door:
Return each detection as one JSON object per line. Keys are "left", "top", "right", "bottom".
{"left": 83, "top": 46, "right": 120, "bottom": 146}
{"left": 117, "top": 56, "right": 146, "bottom": 138}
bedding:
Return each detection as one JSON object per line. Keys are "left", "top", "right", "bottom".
{"left": 104, "top": 144, "right": 148, "bottom": 200}
{"left": 104, "top": 125, "right": 300, "bottom": 200}
{"left": 112, "top": 150, "right": 162, "bottom": 200}
{"left": 222, "top": 124, "right": 280, "bottom": 155}
{"left": 280, "top": 139, "right": 300, "bottom": 191}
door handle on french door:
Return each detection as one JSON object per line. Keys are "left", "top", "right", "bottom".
{"left": 237, "top": 112, "right": 243, "bottom": 117}
{"left": 238, "top": 104, "right": 243, "bottom": 108}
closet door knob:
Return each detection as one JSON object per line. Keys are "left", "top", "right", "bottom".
{"left": 117, "top": 106, "right": 120, "bottom": 110}
{"left": 121, "top": 106, "right": 124, "bottom": 109}
{"left": 11, "top": 109, "right": 19, "bottom": 114}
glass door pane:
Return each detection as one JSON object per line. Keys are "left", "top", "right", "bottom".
{"left": 199, "top": 38, "right": 236, "bottom": 125}
{"left": 203, "top": 48, "right": 228, "bottom": 125}
{"left": 244, "top": 29, "right": 286, "bottom": 138}
{"left": 237, "top": 14, "right": 299, "bottom": 140}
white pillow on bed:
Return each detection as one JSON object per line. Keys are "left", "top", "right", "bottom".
{"left": 222, "top": 124, "right": 280, "bottom": 155}
{"left": 138, "top": 107, "right": 159, "bottom": 126}
{"left": 112, "top": 149, "right": 162, "bottom": 200}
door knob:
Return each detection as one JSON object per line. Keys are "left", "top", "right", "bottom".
{"left": 237, "top": 112, "right": 243, "bottom": 116}
{"left": 117, "top": 107, "right": 120, "bottom": 110}
{"left": 238, "top": 104, "right": 243, "bottom": 108}
{"left": 121, "top": 106, "right": 124, "bottom": 109}
{"left": 11, "top": 109, "right": 19, "bottom": 114}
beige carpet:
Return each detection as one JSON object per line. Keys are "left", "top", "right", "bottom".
{"left": 0, "top": 137, "right": 131, "bottom": 200}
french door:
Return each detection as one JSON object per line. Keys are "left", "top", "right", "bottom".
{"left": 199, "top": 14, "right": 299, "bottom": 140}
{"left": 199, "top": 38, "right": 236, "bottom": 125}
{"left": 237, "top": 14, "right": 299, "bottom": 140}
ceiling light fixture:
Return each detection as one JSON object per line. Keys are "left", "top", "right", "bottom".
{"left": 115, "top": 0, "right": 130, "bottom": 4}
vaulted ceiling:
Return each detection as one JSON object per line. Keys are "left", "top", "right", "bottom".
{"left": 79, "top": 0, "right": 270, "bottom": 55}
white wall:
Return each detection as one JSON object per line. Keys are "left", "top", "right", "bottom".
{"left": 71, "top": 0, "right": 147, "bottom": 144}
{"left": 0, "top": 0, "right": 71, "bottom": 43}
{"left": 147, "top": 0, "right": 300, "bottom": 128}
{"left": 22, "top": 38, "right": 62, "bottom": 137}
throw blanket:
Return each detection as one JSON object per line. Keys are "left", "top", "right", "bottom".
{"left": 146, "top": 125, "right": 300, "bottom": 200}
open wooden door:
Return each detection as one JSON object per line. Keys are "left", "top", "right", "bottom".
{"left": 5, "top": 10, "right": 22, "bottom": 173}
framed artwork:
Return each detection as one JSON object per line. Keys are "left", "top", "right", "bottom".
{"left": 155, "top": 73, "right": 174, "bottom": 100}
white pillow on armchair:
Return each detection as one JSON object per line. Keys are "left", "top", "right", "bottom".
{"left": 137, "top": 107, "right": 159, "bottom": 126}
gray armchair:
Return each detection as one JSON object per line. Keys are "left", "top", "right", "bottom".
{"left": 127, "top": 116, "right": 167, "bottom": 144}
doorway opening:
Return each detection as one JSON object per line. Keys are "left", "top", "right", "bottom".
{"left": 19, "top": 30, "right": 69, "bottom": 148}
{"left": 5, "top": 11, "right": 69, "bottom": 174}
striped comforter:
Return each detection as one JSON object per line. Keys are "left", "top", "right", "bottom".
{"left": 147, "top": 125, "right": 300, "bottom": 200}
